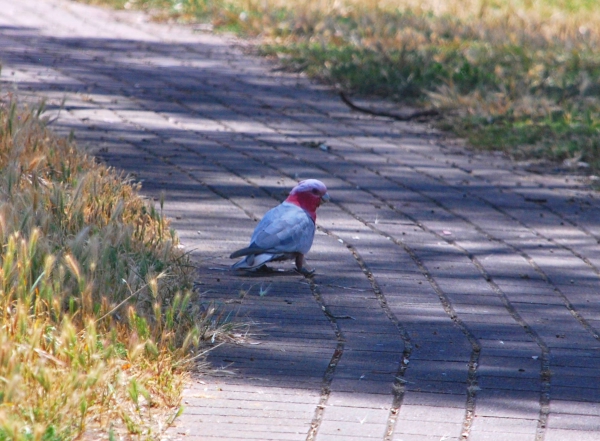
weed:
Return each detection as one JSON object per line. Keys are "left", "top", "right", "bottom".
{"left": 0, "top": 97, "right": 234, "bottom": 439}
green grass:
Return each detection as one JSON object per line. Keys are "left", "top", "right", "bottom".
{"left": 81, "top": 0, "right": 600, "bottom": 172}
{"left": 0, "top": 97, "right": 234, "bottom": 440}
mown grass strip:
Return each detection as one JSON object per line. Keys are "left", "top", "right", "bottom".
{"left": 83, "top": 0, "right": 600, "bottom": 173}
{"left": 0, "top": 96, "right": 234, "bottom": 440}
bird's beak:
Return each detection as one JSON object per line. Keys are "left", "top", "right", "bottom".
{"left": 320, "top": 193, "right": 331, "bottom": 204}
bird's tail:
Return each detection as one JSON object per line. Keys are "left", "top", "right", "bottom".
{"left": 230, "top": 247, "right": 255, "bottom": 259}
{"left": 231, "top": 253, "right": 278, "bottom": 270}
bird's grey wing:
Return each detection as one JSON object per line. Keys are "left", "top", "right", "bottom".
{"left": 250, "top": 203, "right": 315, "bottom": 254}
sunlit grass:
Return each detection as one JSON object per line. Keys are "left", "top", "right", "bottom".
{"left": 0, "top": 96, "right": 234, "bottom": 440}
{"left": 81, "top": 0, "right": 600, "bottom": 171}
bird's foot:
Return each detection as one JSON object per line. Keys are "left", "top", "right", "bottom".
{"left": 295, "top": 266, "right": 315, "bottom": 277}
{"left": 294, "top": 254, "right": 314, "bottom": 277}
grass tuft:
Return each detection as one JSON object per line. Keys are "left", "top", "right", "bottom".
{"left": 0, "top": 96, "right": 234, "bottom": 440}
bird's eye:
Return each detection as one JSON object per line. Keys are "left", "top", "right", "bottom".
{"left": 311, "top": 189, "right": 319, "bottom": 195}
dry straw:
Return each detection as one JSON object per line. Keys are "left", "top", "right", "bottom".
{"left": 0, "top": 96, "right": 232, "bottom": 440}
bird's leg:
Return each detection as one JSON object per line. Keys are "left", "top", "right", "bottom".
{"left": 295, "top": 254, "right": 304, "bottom": 270}
{"left": 295, "top": 254, "right": 315, "bottom": 276}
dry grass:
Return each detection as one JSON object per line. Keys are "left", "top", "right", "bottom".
{"left": 0, "top": 95, "right": 232, "bottom": 440}
{"left": 83, "top": 0, "right": 600, "bottom": 171}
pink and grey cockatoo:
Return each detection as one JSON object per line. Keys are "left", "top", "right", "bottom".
{"left": 230, "top": 179, "right": 330, "bottom": 274}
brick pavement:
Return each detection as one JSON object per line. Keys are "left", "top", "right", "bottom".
{"left": 1, "top": 1, "right": 600, "bottom": 440}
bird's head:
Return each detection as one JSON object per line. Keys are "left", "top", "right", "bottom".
{"left": 285, "top": 179, "right": 330, "bottom": 220}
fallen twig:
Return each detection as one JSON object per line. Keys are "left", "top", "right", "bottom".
{"left": 340, "top": 92, "right": 439, "bottom": 121}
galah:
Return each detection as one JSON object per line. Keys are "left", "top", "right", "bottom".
{"left": 230, "top": 179, "right": 330, "bottom": 275}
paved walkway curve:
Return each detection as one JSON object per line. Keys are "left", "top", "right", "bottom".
{"left": 2, "top": 1, "right": 600, "bottom": 440}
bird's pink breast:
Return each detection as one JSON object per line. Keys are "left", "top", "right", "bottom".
{"left": 285, "top": 193, "right": 318, "bottom": 221}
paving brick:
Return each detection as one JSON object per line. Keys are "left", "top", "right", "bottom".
{"left": 393, "top": 419, "right": 463, "bottom": 437}
{"left": 547, "top": 413, "right": 600, "bottom": 431}
{"left": 400, "top": 407, "right": 463, "bottom": 424}
{"left": 402, "top": 392, "right": 467, "bottom": 408}
{"left": 468, "top": 431, "right": 535, "bottom": 441}
{"left": 317, "top": 420, "right": 387, "bottom": 438}
{"left": 316, "top": 435, "right": 383, "bottom": 441}
{"left": 326, "top": 391, "right": 393, "bottom": 408}
{"left": 477, "top": 375, "right": 542, "bottom": 392}
{"left": 550, "top": 400, "right": 600, "bottom": 416}
{"left": 551, "top": 386, "right": 600, "bottom": 402}
{"left": 392, "top": 434, "right": 457, "bottom": 441}
{"left": 474, "top": 390, "right": 540, "bottom": 419}
{"left": 470, "top": 416, "right": 538, "bottom": 434}
{"left": 172, "top": 426, "right": 307, "bottom": 440}
{"left": 320, "top": 405, "right": 390, "bottom": 424}
{"left": 545, "top": 429, "right": 600, "bottom": 441}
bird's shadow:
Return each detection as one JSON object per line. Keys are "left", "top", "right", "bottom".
{"left": 233, "top": 266, "right": 307, "bottom": 278}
